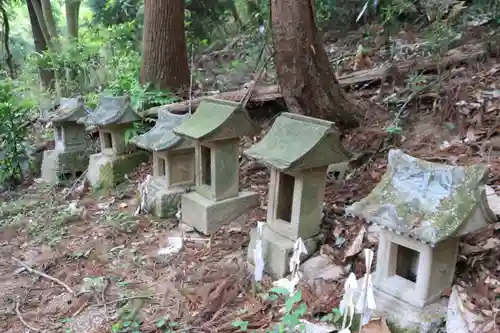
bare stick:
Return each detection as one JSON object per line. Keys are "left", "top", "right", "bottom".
{"left": 72, "top": 301, "right": 89, "bottom": 318}
{"left": 63, "top": 168, "right": 88, "bottom": 200}
{"left": 189, "top": 44, "right": 194, "bottom": 115}
{"left": 16, "top": 301, "right": 40, "bottom": 332}
{"left": 91, "top": 295, "right": 152, "bottom": 307}
{"left": 102, "top": 278, "right": 110, "bottom": 322}
{"left": 12, "top": 258, "right": 75, "bottom": 295}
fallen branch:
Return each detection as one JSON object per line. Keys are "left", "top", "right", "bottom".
{"left": 71, "top": 301, "right": 89, "bottom": 318}
{"left": 142, "top": 42, "right": 487, "bottom": 117}
{"left": 12, "top": 257, "right": 75, "bottom": 295}
{"left": 16, "top": 301, "right": 40, "bottom": 332}
{"left": 63, "top": 168, "right": 88, "bottom": 200}
{"left": 91, "top": 295, "right": 153, "bottom": 307}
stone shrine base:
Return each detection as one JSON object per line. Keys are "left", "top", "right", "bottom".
{"left": 247, "top": 224, "right": 324, "bottom": 279}
{"left": 355, "top": 282, "right": 447, "bottom": 333}
{"left": 87, "top": 151, "right": 149, "bottom": 189}
{"left": 144, "top": 179, "right": 188, "bottom": 218}
{"left": 181, "top": 190, "right": 259, "bottom": 235}
{"left": 41, "top": 149, "right": 90, "bottom": 185}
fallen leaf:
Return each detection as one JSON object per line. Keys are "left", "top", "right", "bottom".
{"left": 447, "top": 286, "right": 491, "bottom": 333}
{"left": 465, "top": 127, "right": 477, "bottom": 144}
{"left": 344, "top": 227, "right": 366, "bottom": 259}
{"left": 361, "top": 317, "right": 392, "bottom": 333}
{"left": 371, "top": 171, "right": 381, "bottom": 181}
{"left": 481, "top": 238, "right": 500, "bottom": 250}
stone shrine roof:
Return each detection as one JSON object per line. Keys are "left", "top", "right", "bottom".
{"left": 244, "top": 113, "right": 350, "bottom": 172}
{"left": 78, "top": 95, "right": 141, "bottom": 127}
{"left": 173, "top": 97, "right": 257, "bottom": 141}
{"left": 345, "top": 149, "right": 496, "bottom": 246}
{"left": 130, "top": 110, "right": 194, "bottom": 152}
{"left": 40, "top": 97, "right": 88, "bottom": 123}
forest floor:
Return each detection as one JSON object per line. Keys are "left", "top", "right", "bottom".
{"left": 2, "top": 19, "right": 500, "bottom": 333}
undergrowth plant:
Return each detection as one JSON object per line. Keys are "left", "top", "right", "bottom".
{"left": 0, "top": 78, "right": 34, "bottom": 185}
{"left": 232, "top": 287, "right": 307, "bottom": 333}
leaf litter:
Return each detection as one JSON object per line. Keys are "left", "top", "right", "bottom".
{"left": 2, "top": 21, "right": 500, "bottom": 333}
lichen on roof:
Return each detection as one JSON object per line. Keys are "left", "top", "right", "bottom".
{"left": 244, "top": 112, "right": 350, "bottom": 172}
{"left": 345, "top": 149, "right": 495, "bottom": 245}
{"left": 78, "top": 95, "right": 141, "bottom": 127}
{"left": 130, "top": 111, "right": 193, "bottom": 152}
{"left": 40, "top": 97, "right": 88, "bottom": 123}
{"left": 173, "top": 97, "right": 257, "bottom": 141}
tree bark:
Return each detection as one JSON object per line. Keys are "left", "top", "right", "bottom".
{"left": 0, "top": 5, "right": 15, "bottom": 77}
{"left": 270, "top": 0, "right": 359, "bottom": 129}
{"left": 141, "top": 0, "right": 190, "bottom": 93}
{"left": 30, "top": 0, "right": 53, "bottom": 49}
{"left": 65, "top": 0, "right": 81, "bottom": 39}
{"left": 27, "top": 0, "right": 55, "bottom": 90}
{"left": 40, "top": 0, "right": 58, "bottom": 47}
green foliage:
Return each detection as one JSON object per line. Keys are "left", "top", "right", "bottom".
{"left": 111, "top": 319, "right": 141, "bottom": 333}
{"left": 124, "top": 121, "right": 150, "bottom": 144}
{"left": 88, "top": 0, "right": 143, "bottom": 27}
{"left": 0, "top": 78, "right": 33, "bottom": 184}
{"left": 155, "top": 316, "right": 180, "bottom": 332}
{"left": 232, "top": 287, "right": 308, "bottom": 333}
{"left": 422, "top": 20, "right": 460, "bottom": 57}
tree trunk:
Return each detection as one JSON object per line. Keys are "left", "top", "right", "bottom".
{"left": 27, "top": 0, "right": 55, "bottom": 90}
{"left": 65, "top": 0, "right": 81, "bottom": 39}
{"left": 270, "top": 0, "right": 359, "bottom": 129}
{"left": 40, "top": 0, "right": 58, "bottom": 47}
{"left": 0, "top": 5, "right": 15, "bottom": 77}
{"left": 141, "top": 0, "right": 189, "bottom": 93}
{"left": 30, "top": 0, "right": 53, "bottom": 49}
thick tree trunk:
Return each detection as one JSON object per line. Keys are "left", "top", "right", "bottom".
{"left": 65, "top": 0, "right": 81, "bottom": 39}
{"left": 0, "top": 6, "right": 15, "bottom": 77}
{"left": 141, "top": 0, "right": 189, "bottom": 93}
{"left": 270, "top": 0, "right": 359, "bottom": 129}
{"left": 27, "top": 0, "right": 55, "bottom": 90}
{"left": 40, "top": 0, "right": 58, "bottom": 46}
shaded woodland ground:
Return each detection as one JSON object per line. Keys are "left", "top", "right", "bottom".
{"left": 1, "top": 2, "right": 500, "bottom": 333}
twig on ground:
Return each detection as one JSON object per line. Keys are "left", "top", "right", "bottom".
{"left": 72, "top": 301, "right": 90, "bottom": 318}
{"left": 102, "top": 277, "right": 110, "bottom": 322}
{"left": 12, "top": 257, "right": 75, "bottom": 295}
{"left": 63, "top": 168, "right": 88, "bottom": 200}
{"left": 91, "top": 295, "right": 153, "bottom": 307}
{"left": 15, "top": 301, "right": 40, "bottom": 332}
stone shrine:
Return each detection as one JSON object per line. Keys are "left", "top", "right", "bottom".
{"left": 173, "top": 97, "right": 260, "bottom": 234}
{"left": 40, "top": 97, "right": 91, "bottom": 184}
{"left": 346, "top": 149, "right": 497, "bottom": 332}
{"left": 130, "top": 110, "right": 195, "bottom": 217}
{"left": 78, "top": 95, "right": 149, "bottom": 189}
{"left": 245, "top": 113, "right": 350, "bottom": 278}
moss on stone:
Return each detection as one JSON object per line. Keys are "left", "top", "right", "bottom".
{"left": 97, "top": 151, "right": 149, "bottom": 189}
{"left": 346, "top": 149, "right": 490, "bottom": 245}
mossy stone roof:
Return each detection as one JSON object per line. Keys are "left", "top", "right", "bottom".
{"left": 130, "top": 111, "right": 194, "bottom": 152}
{"left": 345, "top": 149, "right": 496, "bottom": 246}
{"left": 244, "top": 112, "right": 350, "bottom": 172}
{"left": 173, "top": 97, "right": 258, "bottom": 141}
{"left": 40, "top": 97, "right": 88, "bottom": 123}
{"left": 78, "top": 95, "right": 141, "bottom": 127}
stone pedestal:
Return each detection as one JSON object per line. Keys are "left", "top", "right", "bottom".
{"left": 181, "top": 190, "right": 259, "bottom": 235}
{"left": 354, "top": 278, "right": 448, "bottom": 333}
{"left": 247, "top": 224, "right": 323, "bottom": 278}
{"left": 41, "top": 149, "right": 90, "bottom": 185}
{"left": 374, "top": 230, "right": 460, "bottom": 308}
{"left": 87, "top": 151, "right": 149, "bottom": 189}
{"left": 144, "top": 179, "right": 188, "bottom": 218}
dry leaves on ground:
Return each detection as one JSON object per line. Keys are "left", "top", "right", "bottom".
{"left": 361, "top": 317, "right": 392, "bottom": 333}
